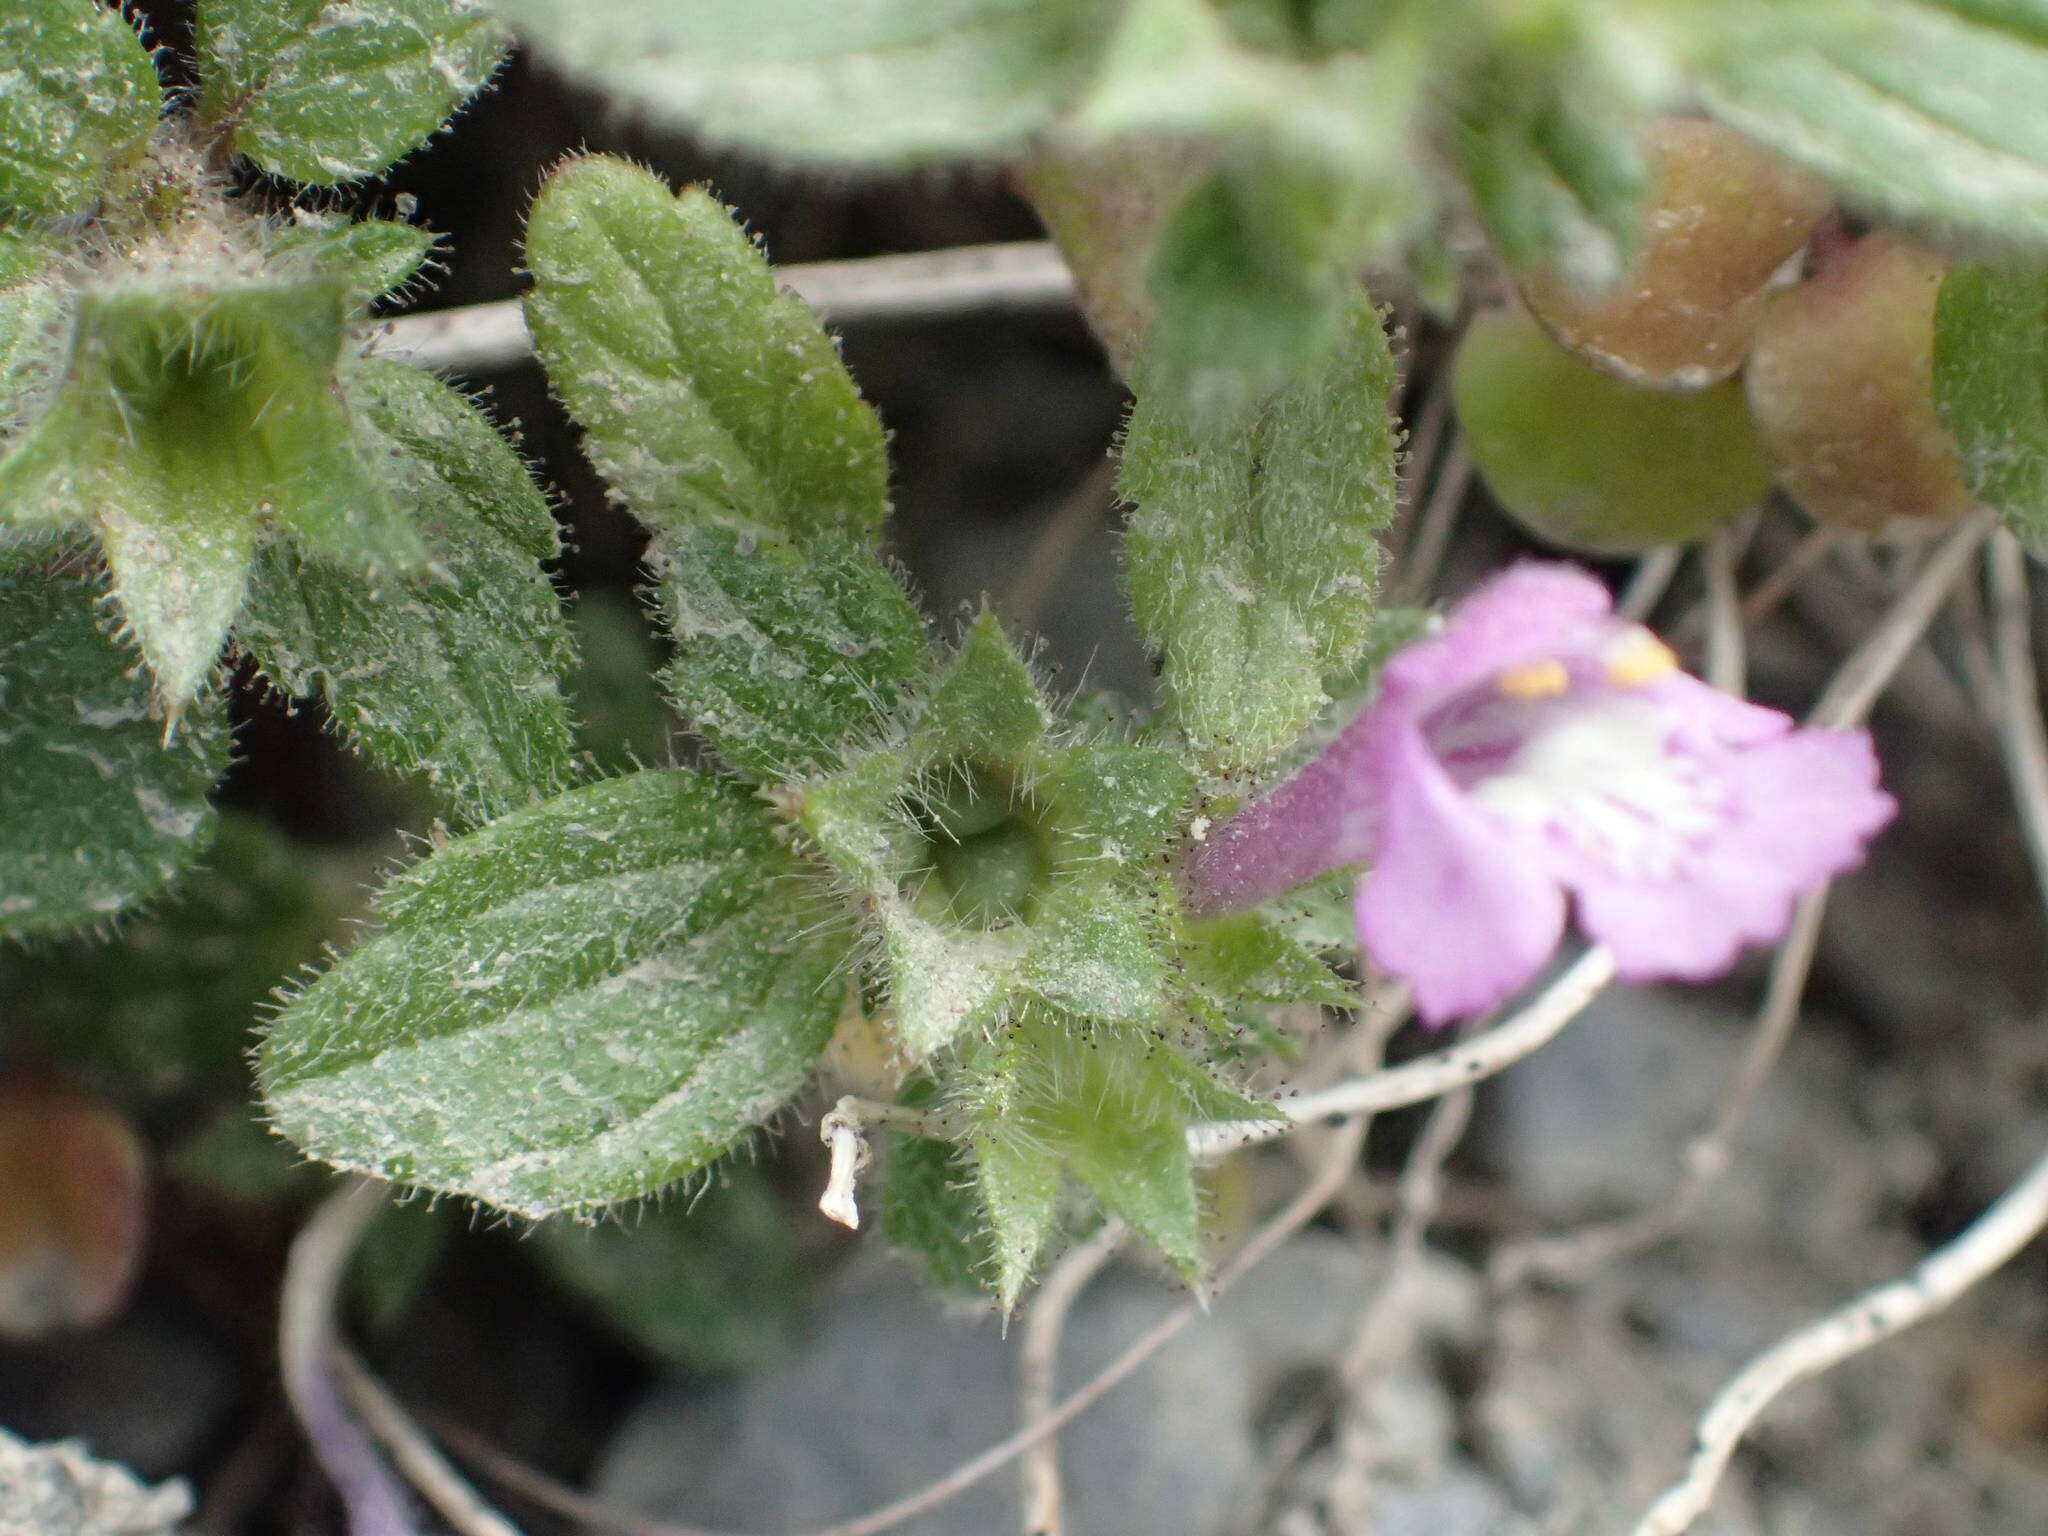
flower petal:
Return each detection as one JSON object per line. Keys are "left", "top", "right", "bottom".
{"left": 1355, "top": 723, "right": 1567, "bottom": 1023}
{"left": 1381, "top": 563, "right": 1617, "bottom": 703}
{"left": 1564, "top": 727, "right": 1894, "bottom": 981}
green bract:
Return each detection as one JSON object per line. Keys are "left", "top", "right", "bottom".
{"left": 239, "top": 360, "right": 577, "bottom": 824}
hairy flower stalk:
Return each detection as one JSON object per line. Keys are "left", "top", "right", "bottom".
{"left": 1183, "top": 565, "right": 1896, "bottom": 1022}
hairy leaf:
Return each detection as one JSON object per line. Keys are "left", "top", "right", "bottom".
{"left": 0, "top": 814, "right": 361, "bottom": 1092}
{"left": 261, "top": 768, "right": 851, "bottom": 1217}
{"left": 0, "top": 567, "right": 226, "bottom": 940}
{"left": 240, "top": 359, "right": 576, "bottom": 825}
{"left": 655, "top": 527, "right": 927, "bottom": 782}
{"left": 494, "top": 0, "right": 1109, "bottom": 166}
{"left": 1704, "top": 0, "right": 2048, "bottom": 244}
{"left": 1121, "top": 292, "right": 1399, "bottom": 774}
{"left": 0, "top": 232, "right": 62, "bottom": 433}
{"left": 197, "top": 0, "right": 509, "bottom": 185}
{"left": 525, "top": 157, "right": 888, "bottom": 543}
{"left": 0, "top": 0, "right": 159, "bottom": 220}
{"left": 1935, "top": 261, "right": 2048, "bottom": 552}
{"left": 270, "top": 212, "right": 440, "bottom": 307}
{"left": 882, "top": 1081, "right": 998, "bottom": 1296}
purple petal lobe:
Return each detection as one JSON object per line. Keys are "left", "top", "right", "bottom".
{"left": 1564, "top": 726, "right": 1893, "bottom": 981}
{"left": 1355, "top": 725, "right": 1566, "bottom": 1024}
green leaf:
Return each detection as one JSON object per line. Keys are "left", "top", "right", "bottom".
{"left": 0, "top": 0, "right": 160, "bottom": 220}
{"left": 241, "top": 359, "right": 577, "bottom": 825}
{"left": 1703, "top": 0, "right": 2048, "bottom": 245}
{"left": 197, "top": 0, "right": 509, "bottom": 185}
{"left": 1176, "top": 909, "right": 1353, "bottom": 1012}
{"left": 261, "top": 768, "right": 852, "bottom": 1218}
{"left": 1038, "top": 740, "right": 1192, "bottom": 866}
{"left": 534, "top": 1165, "right": 804, "bottom": 1373}
{"left": 494, "top": 0, "right": 1110, "bottom": 166}
{"left": 655, "top": 527, "right": 928, "bottom": 782}
{"left": 882, "top": 1082, "right": 997, "bottom": 1296}
{"left": 970, "top": 1123, "right": 1063, "bottom": 1312}
{"left": 524, "top": 156, "right": 889, "bottom": 544}
{"left": 1935, "top": 261, "right": 2048, "bottom": 552}
{"left": 97, "top": 497, "right": 259, "bottom": 714}
{"left": 970, "top": 1009, "right": 1218, "bottom": 1289}
{"left": 0, "top": 566, "right": 226, "bottom": 940}
{"left": 0, "top": 256, "right": 62, "bottom": 442}
{"left": 271, "top": 212, "right": 440, "bottom": 307}
{"left": 1452, "top": 11, "right": 1649, "bottom": 291}
{"left": 1121, "top": 291, "right": 1398, "bottom": 775}
{"left": 880, "top": 908, "right": 1027, "bottom": 1059}
{"left": 0, "top": 814, "right": 363, "bottom": 1093}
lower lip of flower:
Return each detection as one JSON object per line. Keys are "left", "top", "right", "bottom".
{"left": 1460, "top": 702, "right": 1727, "bottom": 882}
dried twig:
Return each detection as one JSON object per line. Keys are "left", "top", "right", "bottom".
{"left": 377, "top": 241, "right": 1076, "bottom": 372}
{"left": 336, "top": 1348, "right": 528, "bottom": 1536}
{"left": 1988, "top": 530, "right": 2048, "bottom": 906}
{"left": 1189, "top": 946, "right": 1619, "bottom": 1160}
{"left": 1633, "top": 524, "right": 2048, "bottom": 1535}
{"left": 1630, "top": 1133, "right": 2048, "bottom": 1536}
{"left": 1701, "top": 523, "right": 1747, "bottom": 696}
{"left": 279, "top": 1180, "right": 424, "bottom": 1536}
{"left": 1001, "top": 460, "right": 1119, "bottom": 634}
{"left": 1324, "top": 1079, "right": 1477, "bottom": 1528}
{"left": 1392, "top": 441, "right": 1473, "bottom": 605}
{"left": 1617, "top": 547, "right": 1684, "bottom": 624}
{"left": 1017, "top": 1221, "right": 1126, "bottom": 1536}
{"left": 1489, "top": 890, "right": 1829, "bottom": 1290}
{"left": 1807, "top": 512, "right": 1992, "bottom": 730}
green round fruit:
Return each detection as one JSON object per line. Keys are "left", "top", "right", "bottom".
{"left": 1451, "top": 303, "right": 1774, "bottom": 555}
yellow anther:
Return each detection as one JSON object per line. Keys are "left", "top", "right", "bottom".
{"left": 1606, "top": 630, "right": 1679, "bottom": 688}
{"left": 1497, "top": 659, "right": 1570, "bottom": 699}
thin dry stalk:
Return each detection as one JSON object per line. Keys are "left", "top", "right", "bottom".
{"left": 1190, "top": 945, "right": 1618, "bottom": 1160}
{"left": 1017, "top": 1222, "right": 1126, "bottom": 1536}
{"left": 1631, "top": 1133, "right": 2048, "bottom": 1536}
{"left": 1323, "top": 1080, "right": 1477, "bottom": 1528}
{"left": 1989, "top": 530, "right": 2048, "bottom": 903}
{"left": 1617, "top": 547, "right": 1684, "bottom": 624}
{"left": 337, "top": 1349, "right": 527, "bottom": 1536}
{"left": 1001, "top": 460, "right": 1119, "bottom": 633}
{"left": 279, "top": 1180, "right": 423, "bottom": 1536}
{"left": 1392, "top": 442, "right": 1473, "bottom": 605}
{"left": 1701, "top": 524, "right": 1747, "bottom": 695}
{"left": 379, "top": 241, "right": 1076, "bottom": 372}
{"left": 1489, "top": 889, "right": 1828, "bottom": 1290}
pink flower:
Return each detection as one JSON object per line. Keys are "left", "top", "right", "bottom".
{"left": 1183, "top": 564, "right": 1895, "bottom": 1023}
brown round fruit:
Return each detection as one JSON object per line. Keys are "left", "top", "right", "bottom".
{"left": 1744, "top": 233, "right": 1972, "bottom": 533}
{"left": 1520, "top": 117, "right": 1831, "bottom": 390}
